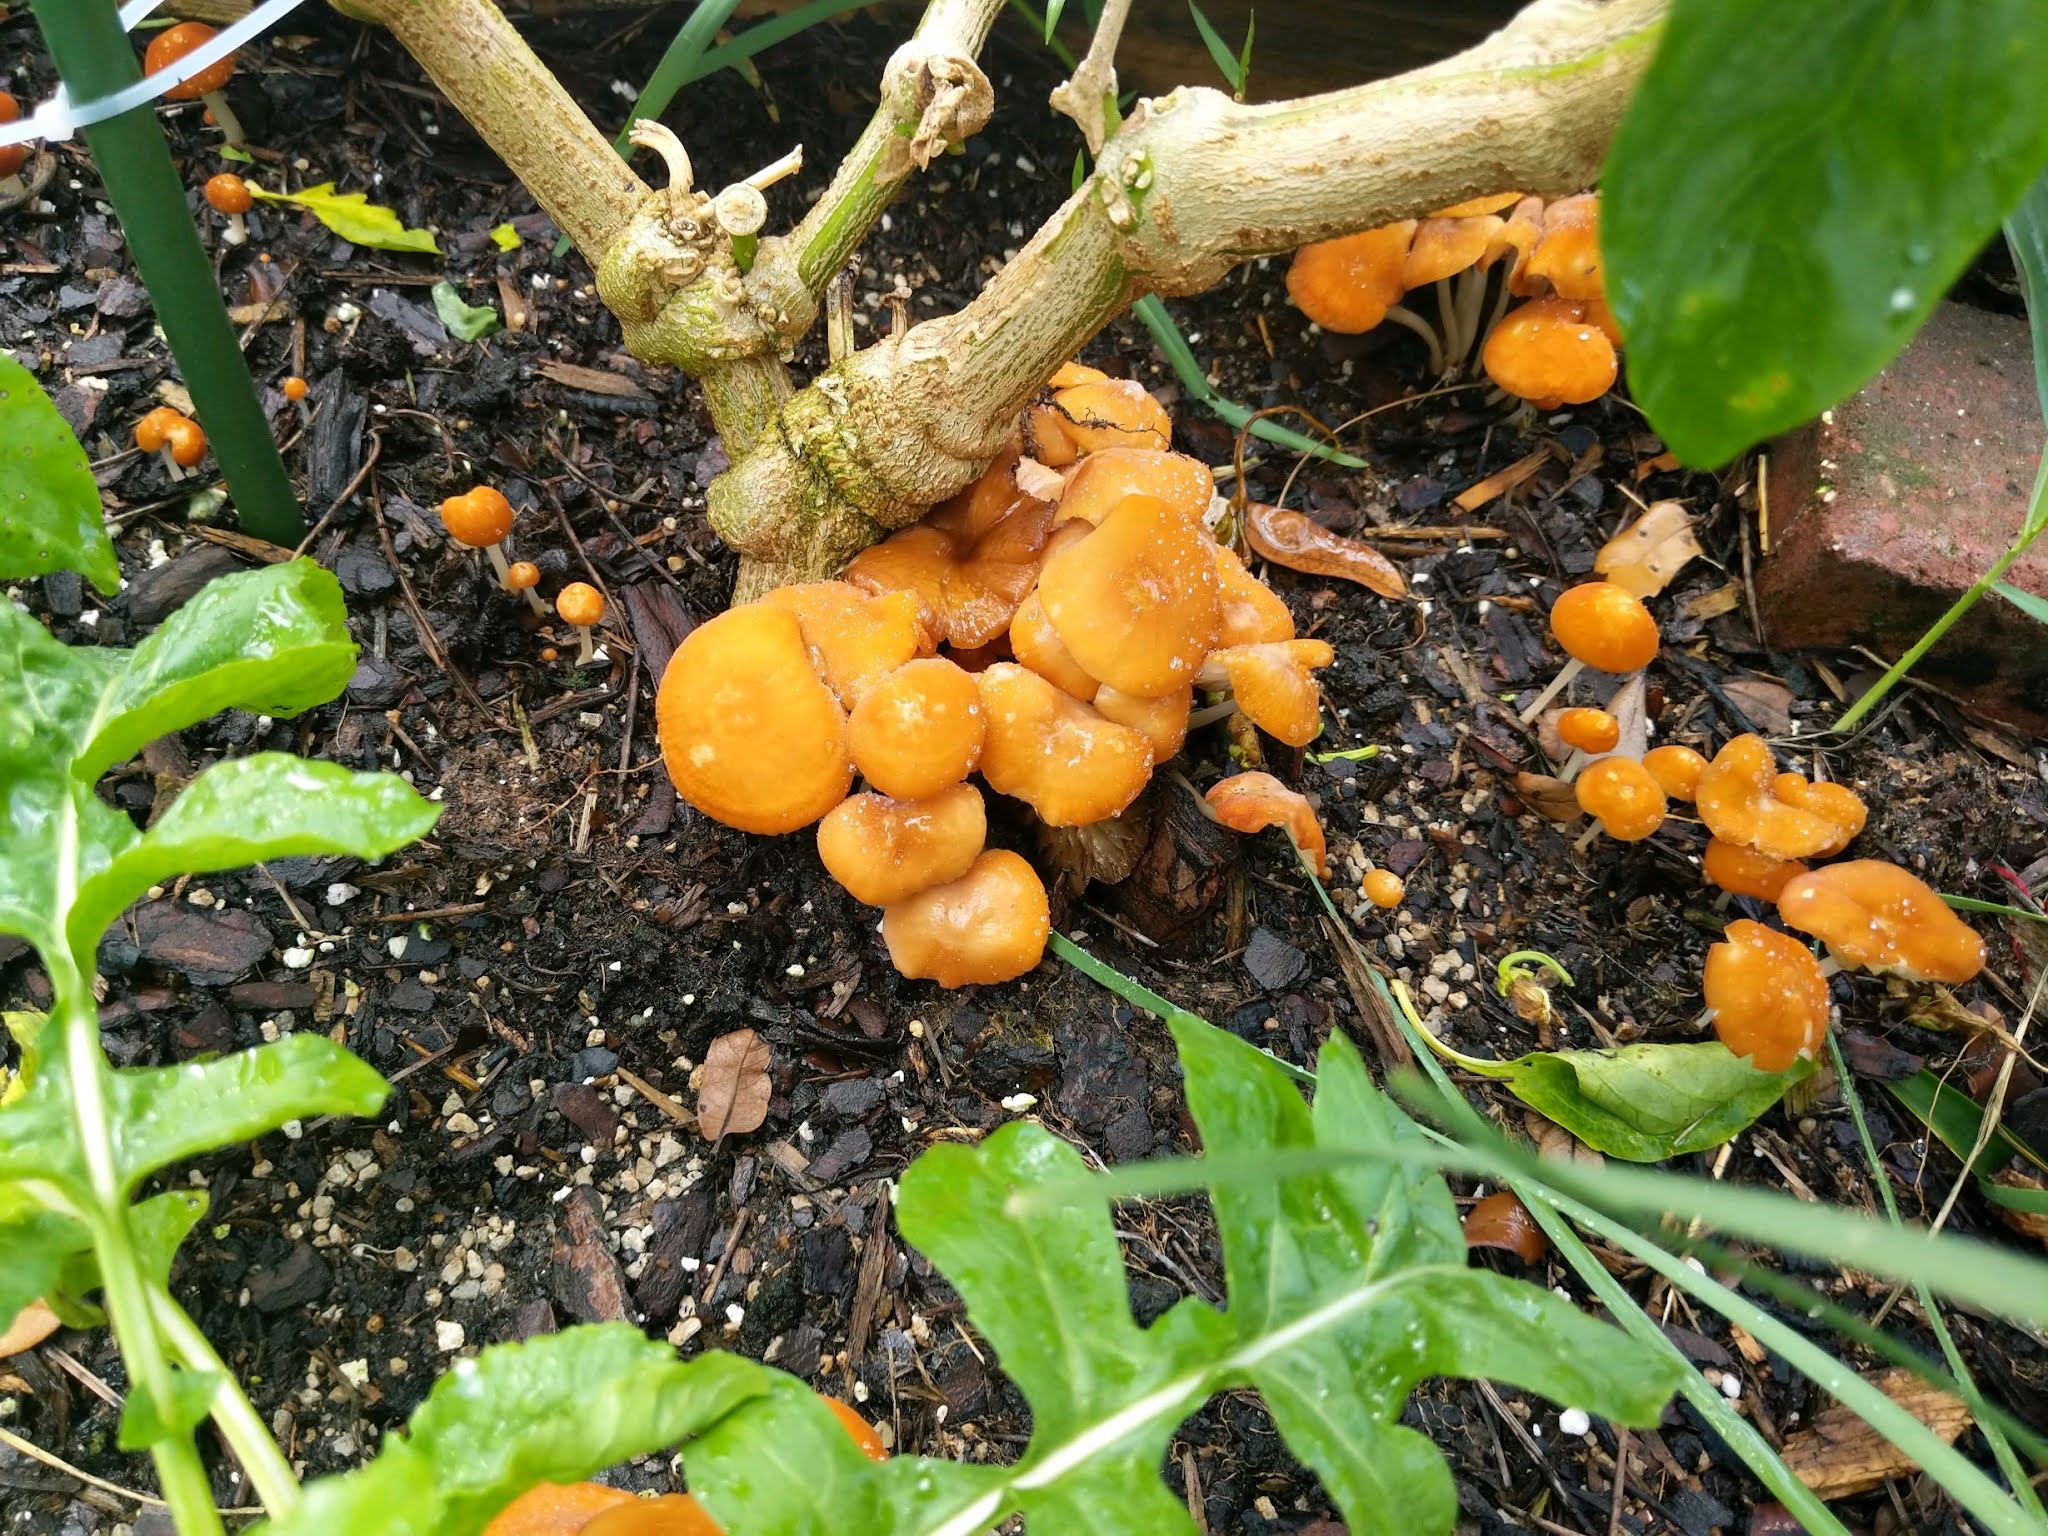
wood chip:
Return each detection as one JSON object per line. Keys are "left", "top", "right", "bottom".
{"left": 1684, "top": 581, "right": 1742, "bottom": 621}
{"left": 1780, "top": 1367, "right": 1971, "bottom": 1498}
{"left": 1453, "top": 448, "right": 1549, "bottom": 511}
{"left": 696, "top": 1028, "right": 771, "bottom": 1140}
{"left": 495, "top": 272, "right": 530, "bottom": 334}
{"left": 538, "top": 361, "right": 649, "bottom": 399}
{"left": 617, "top": 1064, "right": 697, "bottom": 1132}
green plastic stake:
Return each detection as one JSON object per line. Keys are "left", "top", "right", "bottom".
{"left": 32, "top": 0, "right": 305, "bottom": 546}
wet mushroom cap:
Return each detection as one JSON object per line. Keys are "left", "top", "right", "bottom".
{"left": 203, "top": 172, "right": 252, "bottom": 214}
{"left": 1031, "top": 377, "right": 1172, "bottom": 465}
{"left": 975, "top": 662, "right": 1153, "bottom": 826}
{"left": 1547, "top": 581, "right": 1659, "bottom": 674}
{"left": 1285, "top": 221, "right": 1418, "bottom": 332}
{"left": 1485, "top": 195, "right": 1546, "bottom": 292}
{"left": 1205, "top": 639, "right": 1335, "bottom": 747}
{"left": 763, "top": 581, "right": 928, "bottom": 710}
{"left": 580, "top": 1494, "right": 723, "bottom": 1536}
{"left": 144, "top": 21, "right": 235, "bottom": 97}
{"left": 656, "top": 603, "right": 852, "bottom": 835}
{"left": 882, "top": 848, "right": 1051, "bottom": 987}
{"left": 823, "top": 1397, "right": 890, "bottom": 1463}
{"left": 816, "top": 784, "right": 987, "bottom": 907}
{"left": 479, "top": 1481, "right": 637, "bottom": 1536}
{"left": 1048, "top": 360, "right": 1107, "bottom": 389}
{"left": 1403, "top": 212, "right": 1504, "bottom": 288}
{"left": 1702, "top": 837, "right": 1809, "bottom": 903}
{"left": 1037, "top": 493, "right": 1220, "bottom": 698}
{"left": 1009, "top": 589, "right": 1100, "bottom": 699}
{"left": 1363, "top": 869, "right": 1406, "bottom": 908}
{"left": 1642, "top": 744, "right": 1709, "bottom": 800}
{"left": 1431, "top": 192, "right": 1522, "bottom": 218}
{"left": 1772, "top": 773, "right": 1867, "bottom": 856}
{"left": 1574, "top": 756, "right": 1666, "bottom": 841}
{"left": 281, "top": 375, "right": 309, "bottom": 401}
{"left": 1482, "top": 294, "right": 1618, "bottom": 407}
{"left": 556, "top": 582, "right": 605, "bottom": 628}
{"left": 1555, "top": 707, "right": 1620, "bottom": 755}
{"left": 1695, "top": 735, "right": 1865, "bottom": 861}
{"left": 134, "top": 406, "right": 184, "bottom": 452}
{"left": 162, "top": 417, "right": 208, "bottom": 467}
{"left": 0, "top": 94, "right": 25, "bottom": 180}
{"left": 1206, "top": 770, "right": 1328, "bottom": 877}
{"left": 846, "top": 657, "right": 985, "bottom": 800}
{"left": 1524, "top": 192, "right": 1604, "bottom": 301}
{"left": 1704, "top": 919, "right": 1830, "bottom": 1072}
{"left": 1212, "top": 545, "right": 1296, "bottom": 646}
{"left": 1777, "top": 860, "right": 1987, "bottom": 984}
{"left": 1052, "top": 446, "right": 1214, "bottom": 528}
{"left": 438, "top": 487, "right": 516, "bottom": 547}
{"left": 1092, "top": 683, "right": 1192, "bottom": 763}
{"left": 504, "top": 561, "right": 541, "bottom": 592}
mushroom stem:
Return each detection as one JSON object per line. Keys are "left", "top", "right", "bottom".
{"left": 201, "top": 90, "right": 246, "bottom": 148}
{"left": 1516, "top": 657, "right": 1584, "bottom": 724}
{"left": 1169, "top": 769, "right": 1225, "bottom": 824}
{"left": 1381, "top": 303, "right": 1444, "bottom": 376}
{"left": 628, "top": 119, "right": 694, "bottom": 195}
{"left": 482, "top": 542, "right": 516, "bottom": 589}
{"left": 1556, "top": 747, "right": 1587, "bottom": 785}
{"left": 574, "top": 625, "right": 599, "bottom": 667}
{"left": 745, "top": 144, "right": 805, "bottom": 190}
{"left": 1572, "top": 819, "right": 1602, "bottom": 855}
{"left": 1454, "top": 267, "right": 1490, "bottom": 371}
{"left": 1482, "top": 275, "right": 1516, "bottom": 350}
{"left": 156, "top": 446, "right": 187, "bottom": 482}
{"left": 1433, "top": 276, "right": 1463, "bottom": 366}
{"left": 519, "top": 588, "right": 548, "bottom": 617}
{"left": 1186, "top": 698, "right": 1240, "bottom": 730}
{"left": 1817, "top": 956, "right": 1842, "bottom": 980}
{"left": 221, "top": 212, "right": 248, "bottom": 246}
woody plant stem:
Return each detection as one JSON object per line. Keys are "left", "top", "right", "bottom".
{"left": 348, "top": 0, "right": 1665, "bottom": 598}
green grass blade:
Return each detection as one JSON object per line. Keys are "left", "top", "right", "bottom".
{"left": 689, "top": 0, "right": 878, "bottom": 88}
{"left": 1186, "top": 0, "right": 1245, "bottom": 93}
{"left": 608, "top": 0, "right": 749, "bottom": 156}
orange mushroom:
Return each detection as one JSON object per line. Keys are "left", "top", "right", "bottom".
{"left": 203, "top": 172, "right": 251, "bottom": 245}
{"left": 481, "top": 1481, "right": 637, "bottom": 1536}
{"left": 1092, "top": 684, "right": 1193, "bottom": 763}
{"left": 1205, "top": 771, "right": 1328, "bottom": 877}
{"left": 1695, "top": 736, "right": 1867, "bottom": 861}
{"left": 1704, "top": 920, "right": 1831, "bottom": 1072}
{"left": 1213, "top": 545, "right": 1296, "bottom": 646}
{"left": 555, "top": 582, "right": 607, "bottom": 666}
{"left": 281, "top": 375, "right": 309, "bottom": 402}
{"left": 1574, "top": 756, "right": 1666, "bottom": 842}
{"left": 816, "top": 785, "right": 987, "bottom": 906}
{"left": 882, "top": 848, "right": 1051, "bottom": 986}
{"left": 1484, "top": 195, "right": 1547, "bottom": 297}
{"left": 1048, "top": 360, "right": 1108, "bottom": 389}
{"left": 1286, "top": 222, "right": 1447, "bottom": 367}
{"left": 1524, "top": 193, "right": 1603, "bottom": 303}
{"left": 1028, "top": 377, "right": 1171, "bottom": 466}
{"left": 1642, "top": 744, "right": 1709, "bottom": 801}
{"left": 1403, "top": 211, "right": 1509, "bottom": 368}
{"left": 975, "top": 663, "right": 1153, "bottom": 826}
{"left": 656, "top": 604, "right": 852, "bottom": 835}
{"left": 762, "top": 582, "right": 928, "bottom": 710}
{"left": 439, "top": 486, "right": 519, "bottom": 587}
{"left": 1702, "top": 838, "right": 1809, "bottom": 903}
{"left": 503, "top": 559, "right": 547, "bottom": 616}
{"left": 1777, "top": 861, "right": 1987, "bottom": 985}
{"left": 0, "top": 93, "right": 28, "bottom": 187}
{"left": 163, "top": 416, "right": 207, "bottom": 471}
{"left": 1052, "top": 446, "right": 1214, "bottom": 528}
{"left": 1036, "top": 493, "right": 1220, "bottom": 698}
{"left": 1519, "top": 580, "right": 1658, "bottom": 723}
{"left": 846, "top": 657, "right": 985, "bottom": 799}
{"left": 1199, "top": 640, "right": 1336, "bottom": 747}
{"left": 1555, "top": 707, "right": 1620, "bottom": 755}
{"left": 143, "top": 21, "right": 244, "bottom": 145}
{"left": 1008, "top": 589, "right": 1099, "bottom": 699}
{"left": 580, "top": 1495, "right": 721, "bottom": 1536}
{"left": 1482, "top": 295, "right": 1618, "bottom": 409}
{"left": 135, "top": 406, "right": 205, "bottom": 479}
{"left": 1362, "top": 868, "right": 1406, "bottom": 909}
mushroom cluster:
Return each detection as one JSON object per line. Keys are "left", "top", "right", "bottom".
{"left": 658, "top": 367, "right": 1339, "bottom": 987}
{"left": 1286, "top": 192, "right": 1619, "bottom": 407}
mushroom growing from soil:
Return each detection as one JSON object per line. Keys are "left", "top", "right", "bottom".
{"left": 203, "top": 172, "right": 252, "bottom": 245}
{"left": 883, "top": 847, "right": 1051, "bottom": 987}
{"left": 1777, "top": 860, "right": 1987, "bottom": 985}
{"left": 503, "top": 560, "right": 546, "bottom": 615}
{"left": 763, "top": 581, "right": 928, "bottom": 709}
{"left": 1028, "top": 376, "right": 1172, "bottom": 465}
{"left": 135, "top": 406, "right": 205, "bottom": 479}
{"left": 438, "top": 486, "right": 519, "bottom": 588}
{"left": 143, "top": 21, "right": 245, "bottom": 146}
{"left": 480, "top": 1481, "right": 638, "bottom": 1536}
{"left": 1704, "top": 919, "right": 1831, "bottom": 1072}
{"left": 1642, "top": 743, "right": 1709, "bottom": 801}
{"left": 1481, "top": 294, "right": 1618, "bottom": 409}
{"left": 1695, "top": 735, "right": 1867, "bottom": 861}
{"left": 1205, "top": 770, "right": 1328, "bottom": 877}
{"left": 1702, "top": 838, "right": 1809, "bottom": 903}
{"left": 280, "top": 373, "right": 313, "bottom": 428}
{"left": 0, "top": 93, "right": 32, "bottom": 200}
{"left": 1197, "top": 639, "right": 1337, "bottom": 747}
{"left": 555, "top": 582, "right": 607, "bottom": 666}
{"left": 975, "top": 662, "right": 1152, "bottom": 826}
{"left": 816, "top": 784, "right": 986, "bottom": 907}
{"left": 846, "top": 657, "right": 985, "bottom": 799}
{"left": 1363, "top": 868, "right": 1406, "bottom": 909}
{"left": 1517, "top": 580, "right": 1658, "bottom": 722}
{"left": 1555, "top": 706, "right": 1620, "bottom": 755}
{"left": 1574, "top": 755, "right": 1666, "bottom": 842}
{"left": 580, "top": 1495, "right": 722, "bottom": 1535}
{"left": 1285, "top": 221, "right": 1444, "bottom": 362}
{"left": 1051, "top": 446, "right": 1214, "bottom": 528}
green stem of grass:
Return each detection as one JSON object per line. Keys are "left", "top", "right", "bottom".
{"left": 33, "top": 0, "right": 304, "bottom": 547}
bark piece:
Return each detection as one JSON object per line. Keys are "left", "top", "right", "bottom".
{"left": 550, "top": 1185, "right": 632, "bottom": 1324}
{"left": 1779, "top": 1366, "right": 1971, "bottom": 1498}
{"left": 128, "top": 901, "right": 273, "bottom": 985}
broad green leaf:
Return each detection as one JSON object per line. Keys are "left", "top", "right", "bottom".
{"left": 243, "top": 182, "right": 439, "bottom": 255}
{"left": 0, "top": 762, "right": 139, "bottom": 961}
{"left": 0, "top": 1208, "right": 94, "bottom": 1327}
{"left": 119, "top": 1366, "right": 223, "bottom": 1450}
{"left": 69, "top": 753, "right": 440, "bottom": 957}
{"left": 1603, "top": 0, "right": 2048, "bottom": 466}
{"left": 0, "top": 354, "right": 119, "bottom": 593}
{"left": 430, "top": 281, "right": 503, "bottom": 343}
{"left": 130, "top": 1189, "right": 208, "bottom": 1279}
{"left": 1416, "top": 1027, "right": 1812, "bottom": 1161}
{"left": 259, "top": 1327, "right": 768, "bottom": 1536}
{"left": 2006, "top": 165, "right": 2048, "bottom": 436}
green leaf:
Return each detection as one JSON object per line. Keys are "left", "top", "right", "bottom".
{"left": 2006, "top": 166, "right": 2048, "bottom": 431}
{"left": 1045, "top": 0, "right": 1066, "bottom": 40}
{"left": 0, "top": 1206, "right": 95, "bottom": 1327}
{"left": 0, "top": 353, "right": 120, "bottom": 593}
{"left": 1887, "top": 1069, "right": 2046, "bottom": 1178}
{"left": 1603, "top": 0, "right": 2048, "bottom": 466}
{"left": 1186, "top": 0, "right": 1246, "bottom": 94}
{"left": 119, "top": 1366, "right": 223, "bottom": 1450}
{"left": 218, "top": 144, "right": 253, "bottom": 164}
{"left": 260, "top": 1326, "right": 768, "bottom": 1536}
{"left": 488, "top": 223, "right": 522, "bottom": 251}
{"left": 243, "top": 182, "right": 439, "bottom": 255}
{"left": 1994, "top": 579, "right": 2048, "bottom": 626}
{"left": 1416, "top": 1029, "right": 1812, "bottom": 1161}
{"left": 129, "top": 1189, "right": 208, "bottom": 1280}
{"left": 430, "top": 281, "right": 503, "bottom": 343}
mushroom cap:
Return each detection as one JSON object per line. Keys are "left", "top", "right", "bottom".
{"left": 1053, "top": 446, "right": 1214, "bottom": 528}
{"left": 1030, "top": 377, "right": 1173, "bottom": 466}
{"left": 1431, "top": 192, "right": 1522, "bottom": 219}
{"left": 1525, "top": 192, "right": 1603, "bottom": 302}
{"left": 162, "top": 417, "right": 208, "bottom": 467}
{"left": 1363, "top": 868, "right": 1406, "bottom": 908}
{"left": 1775, "top": 773, "right": 1867, "bottom": 856}
{"left": 1285, "top": 221, "right": 1418, "bottom": 333}
{"left": 655, "top": 603, "right": 852, "bottom": 835}
{"left": 762, "top": 581, "right": 928, "bottom": 710}
{"left": 1092, "top": 683, "right": 1192, "bottom": 764}
{"left": 1555, "top": 707, "right": 1620, "bottom": 754}
{"left": 1702, "top": 837, "right": 1809, "bottom": 902}
{"left": 1213, "top": 544, "right": 1296, "bottom": 645}
{"left": 1404, "top": 213, "right": 1505, "bottom": 289}
{"left": 580, "top": 1494, "right": 722, "bottom": 1536}
{"left": 0, "top": 93, "right": 24, "bottom": 179}
{"left": 816, "top": 784, "right": 987, "bottom": 907}
{"left": 1704, "top": 919, "right": 1830, "bottom": 1072}
{"left": 134, "top": 405, "right": 184, "bottom": 453}
{"left": 1695, "top": 735, "right": 1865, "bottom": 861}
{"left": 1205, "top": 639, "right": 1335, "bottom": 747}
{"left": 822, "top": 1397, "right": 891, "bottom": 1463}
{"left": 145, "top": 21, "right": 235, "bottom": 98}
{"left": 480, "top": 1481, "right": 637, "bottom": 1536}
{"left": 847, "top": 656, "right": 985, "bottom": 800}
{"left": 1009, "top": 589, "right": 1100, "bottom": 699}
{"left": 504, "top": 561, "right": 540, "bottom": 592}
{"left": 555, "top": 581, "right": 605, "bottom": 627}
{"left": 882, "top": 848, "right": 1051, "bottom": 987}
{"left": 1481, "top": 295, "right": 1618, "bottom": 407}
{"left": 1048, "top": 360, "right": 1108, "bottom": 389}
{"left": 281, "top": 375, "right": 309, "bottom": 401}
{"left": 1206, "top": 770, "right": 1328, "bottom": 877}
{"left": 1595, "top": 500, "right": 1699, "bottom": 599}
{"left": 1038, "top": 493, "right": 1220, "bottom": 698}
{"left": 438, "top": 486, "right": 515, "bottom": 548}
{"left": 203, "top": 172, "right": 252, "bottom": 214}
{"left": 975, "top": 662, "right": 1153, "bottom": 826}
{"left": 1642, "top": 744, "right": 1709, "bottom": 800}
{"left": 1547, "top": 581, "right": 1658, "bottom": 673}
{"left": 1483, "top": 195, "right": 1546, "bottom": 290}
{"left": 1574, "top": 756, "right": 1666, "bottom": 841}
{"left": 1777, "top": 860, "right": 1987, "bottom": 984}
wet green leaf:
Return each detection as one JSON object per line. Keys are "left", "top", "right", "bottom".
{"left": 244, "top": 182, "right": 439, "bottom": 255}
{"left": 430, "top": 281, "right": 503, "bottom": 342}
{"left": 1888, "top": 1069, "right": 2047, "bottom": 1178}
{"left": 1604, "top": 0, "right": 2048, "bottom": 465}
{"left": 119, "top": 1367, "right": 223, "bottom": 1449}
{"left": 0, "top": 354, "right": 119, "bottom": 593}
{"left": 0, "top": 1206, "right": 95, "bottom": 1328}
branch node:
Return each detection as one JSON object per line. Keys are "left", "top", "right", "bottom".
{"left": 1048, "top": 0, "right": 1134, "bottom": 156}
{"left": 713, "top": 183, "right": 769, "bottom": 240}
{"left": 746, "top": 144, "right": 805, "bottom": 191}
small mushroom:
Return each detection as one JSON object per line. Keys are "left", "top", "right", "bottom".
{"left": 1703, "top": 837, "right": 1809, "bottom": 903}
{"left": 1517, "top": 580, "right": 1658, "bottom": 722}
{"left": 1197, "top": 639, "right": 1337, "bottom": 747}
{"left": 280, "top": 373, "right": 312, "bottom": 428}
{"left": 1403, "top": 209, "right": 1508, "bottom": 368}
{"left": 1704, "top": 919, "right": 1831, "bottom": 1072}
{"left": 1695, "top": 735, "right": 1867, "bottom": 861}
{"left": 1037, "top": 493, "right": 1220, "bottom": 698}
{"left": 1642, "top": 744, "right": 1709, "bottom": 800}
{"left": 437, "top": 486, "right": 519, "bottom": 588}
{"left": 656, "top": 603, "right": 852, "bottom": 834}
{"left": 1524, "top": 192, "right": 1603, "bottom": 301}
{"left": 1205, "top": 770, "right": 1328, "bottom": 877}
{"left": 1574, "top": 756, "right": 1666, "bottom": 842}
{"left": 0, "top": 93, "right": 32, "bottom": 199}
{"left": 1555, "top": 706, "right": 1620, "bottom": 755}
{"left": 580, "top": 1494, "right": 723, "bottom": 1536}
{"left": 762, "top": 581, "right": 929, "bottom": 709}
{"left": 1092, "top": 684, "right": 1193, "bottom": 763}
{"left": 479, "top": 1481, "right": 637, "bottom": 1536}
{"left": 555, "top": 582, "right": 607, "bottom": 667}
{"left": 822, "top": 1396, "right": 891, "bottom": 1463}
{"left": 135, "top": 406, "right": 206, "bottom": 479}
{"left": 1009, "top": 589, "right": 1100, "bottom": 699}
{"left": 1028, "top": 377, "right": 1172, "bottom": 466}
{"left": 503, "top": 559, "right": 547, "bottom": 616}
{"left": 816, "top": 784, "right": 987, "bottom": 906}
{"left": 975, "top": 662, "right": 1152, "bottom": 826}
{"left": 143, "top": 21, "right": 244, "bottom": 146}
{"left": 1777, "top": 860, "right": 1987, "bottom": 985}
{"left": 846, "top": 657, "right": 985, "bottom": 800}
{"left": 1362, "top": 868, "right": 1406, "bottom": 908}
{"left": 882, "top": 848, "right": 1052, "bottom": 987}
{"left": 1286, "top": 222, "right": 1447, "bottom": 368}
{"left": 1482, "top": 295, "right": 1618, "bottom": 409}
{"left": 203, "top": 172, "right": 251, "bottom": 245}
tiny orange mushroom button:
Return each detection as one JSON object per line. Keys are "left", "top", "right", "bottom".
{"left": 1575, "top": 757, "right": 1666, "bottom": 842}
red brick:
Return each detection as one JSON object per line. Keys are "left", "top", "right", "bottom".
{"left": 1758, "top": 300, "right": 2048, "bottom": 734}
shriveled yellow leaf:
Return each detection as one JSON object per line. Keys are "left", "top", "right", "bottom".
{"left": 245, "top": 181, "right": 439, "bottom": 255}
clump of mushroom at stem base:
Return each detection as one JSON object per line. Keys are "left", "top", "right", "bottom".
{"left": 1704, "top": 919, "right": 1831, "bottom": 1072}
{"left": 1517, "top": 579, "right": 1659, "bottom": 724}
{"left": 883, "top": 848, "right": 1052, "bottom": 988}
{"left": 142, "top": 21, "right": 245, "bottom": 147}
{"left": 1694, "top": 734, "right": 1866, "bottom": 861}
{"left": 134, "top": 406, "right": 206, "bottom": 480}
{"left": 203, "top": 172, "right": 252, "bottom": 245}
{"left": 437, "top": 486, "right": 520, "bottom": 590}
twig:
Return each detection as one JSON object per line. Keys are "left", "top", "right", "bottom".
{"left": 0, "top": 1424, "right": 262, "bottom": 1516}
{"left": 545, "top": 483, "right": 614, "bottom": 611}
{"left": 1047, "top": 0, "right": 1132, "bottom": 155}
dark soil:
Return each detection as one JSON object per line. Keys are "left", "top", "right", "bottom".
{"left": 3, "top": 8, "right": 2046, "bottom": 1536}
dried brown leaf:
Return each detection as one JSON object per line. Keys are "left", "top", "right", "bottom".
{"left": 1453, "top": 448, "right": 1548, "bottom": 512}
{"left": 1243, "top": 502, "right": 1406, "bottom": 599}
{"left": 1684, "top": 581, "right": 1742, "bottom": 621}
{"left": 697, "top": 1028, "right": 772, "bottom": 1141}
{"left": 1780, "top": 1367, "right": 1971, "bottom": 1498}
{"left": 1595, "top": 499, "right": 1702, "bottom": 598}
{"left": 1510, "top": 771, "right": 1582, "bottom": 823}
{"left": 1722, "top": 676, "right": 1796, "bottom": 737}
{"left": 0, "top": 1299, "right": 58, "bottom": 1358}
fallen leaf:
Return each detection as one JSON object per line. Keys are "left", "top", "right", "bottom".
{"left": 0, "top": 1299, "right": 59, "bottom": 1358}
{"left": 1632, "top": 449, "right": 1682, "bottom": 481}
{"left": 1780, "top": 1367, "right": 1971, "bottom": 1498}
{"left": 1722, "top": 676, "right": 1796, "bottom": 736}
{"left": 697, "top": 1028, "right": 772, "bottom": 1141}
{"left": 1463, "top": 1190, "right": 1550, "bottom": 1262}
{"left": 243, "top": 181, "right": 439, "bottom": 254}
{"left": 495, "top": 273, "right": 530, "bottom": 334}
{"left": 1594, "top": 500, "right": 1702, "bottom": 598}
{"left": 539, "top": 361, "right": 649, "bottom": 399}
{"left": 1243, "top": 501, "right": 1406, "bottom": 599}
{"left": 1453, "top": 448, "right": 1548, "bottom": 511}
{"left": 1509, "top": 771, "right": 1581, "bottom": 823}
